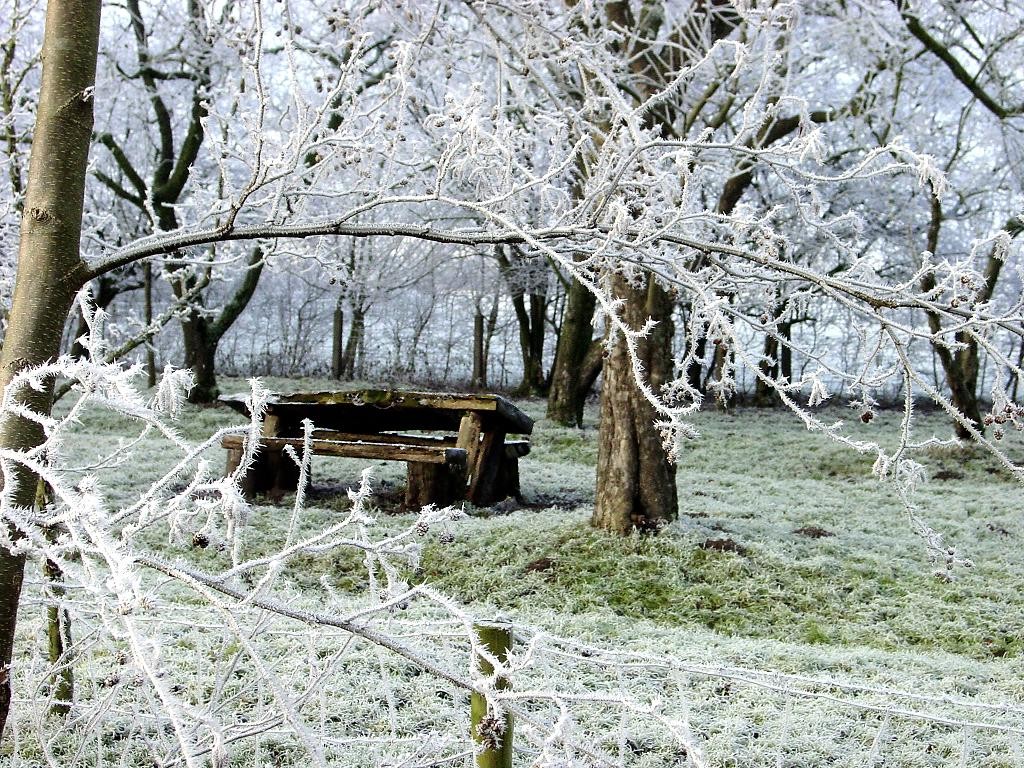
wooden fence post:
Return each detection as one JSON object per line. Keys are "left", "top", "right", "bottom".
{"left": 471, "top": 622, "right": 513, "bottom": 768}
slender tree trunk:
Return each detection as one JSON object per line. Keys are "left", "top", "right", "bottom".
{"left": 331, "top": 303, "right": 344, "bottom": 379}
{"left": 471, "top": 310, "right": 485, "bottom": 388}
{"left": 753, "top": 331, "right": 780, "bottom": 406}
{"left": 704, "top": 339, "right": 731, "bottom": 398}
{"left": 779, "top": 320, "right": 793, "bottom": 383}
{"left": 0, "top": 0, "right": 101, "bottom": 739}
{"left": 496, "top": 246, "right": 548, "bottom": 396}
{"left": 42, "top": 482, "right": 72, "bottom": 716}
{"left": 547, "top": 276, "right": 599, "bottom": 426}
{"left": 682, "top": 308, "right": 706, "bottom": 395}
{"left": 340, "top": 305, "right": 365, "bottom": 380}
{"left": 68, "top": 272, "right": 128, "bottom": 359}
{"left": 1009, "top": 339, "right": 1024, "bottom": 403}
{"left": 593, "top": 275, "right": 677, "bottom": 533}
{"left": 525, "top": 292, "right": 547, "bottom": 394}
{"left": 482, "top": 294, "right": 499, "bottom": 389}
{"left": 921, "top": 193, "right": 987, "bottom": 438}
{"left": 144, "top": 261, "right": 156, "bottom": 387}
{"left": 510, "top": 290, "right": 547, "bottom": 395}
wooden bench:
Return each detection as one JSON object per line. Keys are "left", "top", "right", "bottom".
{"left": 312, "top": 430, "right": 532, "bottom": 502}
{"left": 219, "top": 388, "right": 535, "bottom": 506}
{"left": 222, "top": 434, "right": 469, "bottom": 507}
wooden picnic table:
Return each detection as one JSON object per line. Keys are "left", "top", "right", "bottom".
{"left": 218, "top": 388, "right": 534, "bottom": 507}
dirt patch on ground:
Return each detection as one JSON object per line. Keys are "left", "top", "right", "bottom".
{"left": 700, "top": 538, "right": 748, "bottom": 555}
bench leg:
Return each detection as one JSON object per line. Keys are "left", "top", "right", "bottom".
{"left": 494, "top": 453, "right": 522, "bottom": 503}
{"left": 406, "top": 462, "right": 466, "bottom": 509}
{"left": 225, "top": 445, "right": 304, "bottom": 500}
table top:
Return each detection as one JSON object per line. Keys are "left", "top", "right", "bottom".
{"left": 219, "top": 388, "right": 534, "bottom": 435}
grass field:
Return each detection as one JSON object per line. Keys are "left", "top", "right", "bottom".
{"left": 7, "top": 376, "right": 1024, "bottom": 766}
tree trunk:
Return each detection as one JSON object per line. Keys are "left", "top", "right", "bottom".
{"left": 331, "top": 304, "right": 344, "bottom": 379}
{"left": 42, "top": 481, "right": 73, "bottom": 717}
{"left": 753, "top": 330, "right": 780, "bottom": 406}
{"left": 177, "top": 247, "right": 263, "bottom": 403}
{"left": 496, "top": 246, "right": 548, "bottom": 397}
{"left": 920, "top": 193, "right": 990, "bottom": 438}
{"left": 593, "top": 275, "right": 677, "bottom": 534}
{"left": 143, "top": 261, "right": 156, "bottom": 387}
{"left": 779, "top": 320, "right": 793, "bottom": 383}
{"left": 471, "top": 310, "right": 485, "bottom": 388}
{"left": 523, "top": 292, "right": 547, "bottom": 394}
{"left": 679, "top": 303, "right": 707, "bottom": 397}
{"left": 0, "top": 0, "right": 101, "bottom": 739}
{"left": 339, "top": 305, "right": 364, "bottom": 380}
{"left": 181, "top": 312, "right": 219, "bottom": 403}
{"left": 547, "top": 276, "right": 599, "bottom": 426}
{"left": 482, "top": 293, "right": 499, "bottom": 389}
{"left": 68, "top": 270, "right": 137, "bottom": 359}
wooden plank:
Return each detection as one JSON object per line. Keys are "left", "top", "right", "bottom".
{"left": 491, "top": 395, "right": 534, "bottom": 435}
{"left": 503, "top": 440, "right": 531, "bottom": 458}
{"left": 219, "top": 388, "right": 534, "bottom": 435}
{"left": 221, "top": 435, "right": 466, "bottom": 466}
{"left": 312, "top": 430, "right": 457, "bottom": 447}
{"left": 261, "top": 413, "right": 281, "bottom": 437}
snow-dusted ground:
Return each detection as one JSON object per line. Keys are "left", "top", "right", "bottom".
{"left": 6, "top": 376, "right": 1023, "bottom": 766}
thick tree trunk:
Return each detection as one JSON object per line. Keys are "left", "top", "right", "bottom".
{"left": 0, "top": 0, "right": 101, "bottom": 739}
{"left": 547, "top": 276, "right": 599, "bottom": 426}
{"left": 181, "top": 312, "right": 219, "bottom": 403}
{"left": 593, "top": 275, "right": 677, "bottom": 534}
{"left": 176, "top": 247, "right": 263, "bottom": 402}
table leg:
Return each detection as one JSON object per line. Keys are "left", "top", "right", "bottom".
{"left": 456, "top": 413, "right": 483, "bottom": 502}
{"left": 405, "top": 461, "right": 466, "bottom": 509}
{"left": 233, "top": 413, "right": 303, "bottom": 499}
{"left": 458, "top": 413, "right": 507, "bottom": 505}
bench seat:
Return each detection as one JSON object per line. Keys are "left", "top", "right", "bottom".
{"left": 221, "top": 434, "right": 468, "bottom": 507}
{"left": 221, "top": 434, "right": 466, "bottom": 465}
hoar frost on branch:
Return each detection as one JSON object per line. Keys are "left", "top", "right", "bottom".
{"left": 1, "top": 0, "right": 1023, "bottom": 763}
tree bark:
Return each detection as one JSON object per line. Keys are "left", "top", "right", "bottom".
{"left": 143, "top": 261, "right": 156, "bottom": 387}
{"left": 920, "top": 194, "right": 992, "bottom": 438}
{"left": 471, "top": 310, "right": 485, "bottom": 388}
{"left": 547, "top": 275, "right": 599, "bottom": 426}
{"left": 593, "top": 275, "right": 678, "bottom": 533}
{"left": 182, "top": 246, "right": 264, "bottom": 402}
{"left": 496, "top": 246, "right": 548, "bottom": 396}
{"left": 181, "top": 309, "right": 219, "bottom": 403}
{"left": 0, "top": 0, "right": 101, "bottom": 739}
{"left": 339, "top": 304, "right": 365, "bottom": 380}
{"left": 753, "top": 330, "right": 780, "bottom": 406}
{"left": 331, "top": 304, "right": 344, "bottom": 379}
